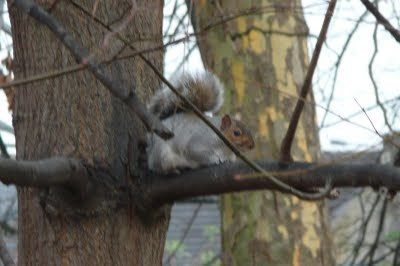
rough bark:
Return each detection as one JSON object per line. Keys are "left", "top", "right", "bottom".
{"left": 9, "top": 0, "right": 169, "bottom": 265}
{"left": 191, "top": 1, "right": 334, "bottom": 265}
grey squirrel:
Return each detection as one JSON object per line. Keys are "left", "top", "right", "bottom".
{"left": 147, "top": 71, "right": 255, "bottom": 173}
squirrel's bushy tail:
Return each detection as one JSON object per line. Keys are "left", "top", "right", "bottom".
{"left": 148, "top": 71, "right": 224, "bottom": 119}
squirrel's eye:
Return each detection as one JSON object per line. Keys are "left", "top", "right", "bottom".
{"left": 233, "top": 130, "right": 241, "bottom": 136}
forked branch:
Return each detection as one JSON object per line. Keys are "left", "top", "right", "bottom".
{"left": 146, "top": 160, "right": 400, "bottom": 208}
{"left": 360, "top": 0, "right": 400, "bottom": 43}
{"left": 280, "top": 0, "right": 337, "bottom": 162}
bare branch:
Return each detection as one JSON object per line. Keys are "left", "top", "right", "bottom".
{"left": 393, "top": 237, "right": 400, "bottom": 266}
{"left": 369, "top": 18, "right": 394, "bottom": 132}
{"left": 163, "top": 203, "right": 202, "bottom": 265}
{"left": 10, "top": 0, "right": 173, "bottom": 140}
{"left": 102, "top": 0, "right": 137, "bottom": 49}
{"left": 360, "top": 0, "right": 400, "bottom": 43}
{"left": 0, "top": 135, "right": 10, "bottom": 159}
{"left": 365, "top": 197, "right": 388, "bottom": 265}
{"left": 349, "top": 193, "right": 381, "bottom": 265}
{"left": 0, "top": 63, "right": 85, "bottom": 90}
{"left": 170, "top": 43, "right": 196, "bottom": 76}
{"left": 353, "top": 99, "right": 400, "bottom": 151}
{"left": 0, "top": 157, "right": 88, "bottom": 193}
{"left": 319, "top": 7, "right": 370, "bottom": 128}
{"left": 0, "top": 121, "right": 13, "bottom": 134}
{"left": 1, "top": 2, "right": 323, "bottom": 93}
{"left": 323, "top": 95, "right": 399, "bottom": 129}
{"left": 280, "top": 0, "right": 337, "bottom": 162}
{"left": 0, "top": 228, "right": 14, "bottom": 266}
{"left": 1, "top": 156, "right": 400, "bottom": 215}
{"left": 145, "top": 160, "right": 400, "bottom": 208}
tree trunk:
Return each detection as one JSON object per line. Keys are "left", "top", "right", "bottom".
{"left": 9, "top": 1, "right": 169, "bottom": 265}
{"left": 191, "top": 1, "right": 334, "bottom": 265}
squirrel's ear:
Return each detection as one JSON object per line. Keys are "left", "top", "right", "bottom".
{"left": 221, "top": 114, "right": 232, "bottom": 131}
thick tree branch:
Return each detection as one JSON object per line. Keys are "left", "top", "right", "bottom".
{"left": 146, "top": 160, "right": 400, "bottom": 208}
{"left": 360, "top": 0, "right": 400, "bottom": 43}
{"left": 9, "top": 0, "right": 400, "bottom": 209}
{"left": 10, "top": 0, "right": 173, "bottom": 140}
{"left": 1, "top": 156, "right": 400, "bottom": 212}
{"left": 0, "top": 157, "right": 88, "bottom": 193}
{"left": 280, "top": 0, "right": 337, "bottom": 162}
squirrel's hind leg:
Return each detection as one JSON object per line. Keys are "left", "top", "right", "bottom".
{"left": 160, "top": 145, "right": 198, "bottom": 174}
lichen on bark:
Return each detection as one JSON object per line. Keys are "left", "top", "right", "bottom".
{"left": 191, "top": 1, "right": 334, "bottom": 265}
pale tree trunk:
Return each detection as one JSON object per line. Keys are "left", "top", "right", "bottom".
{"left": 9, "top": 0, "right": 169, "bottom": 265}
{"left": 190, "top": 1, "right": 334, "bottom": 265}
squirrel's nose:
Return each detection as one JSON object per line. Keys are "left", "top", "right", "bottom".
{"left": 248, "top": 139, "right": 255, "bottom": 150}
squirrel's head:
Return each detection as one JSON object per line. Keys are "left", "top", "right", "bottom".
{"left": 220, "top": 114, "right": 255, "bottom": 151}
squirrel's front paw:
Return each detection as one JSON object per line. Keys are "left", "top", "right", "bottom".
{"left": 170, "top": 168, "right": 181, "bottom": 175}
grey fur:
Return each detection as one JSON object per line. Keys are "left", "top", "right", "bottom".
{"left": 147, "top": 113, "right": 236, "bottom": 173}
{"left": 148, "top": 71, "right": 224, "bottom": 119}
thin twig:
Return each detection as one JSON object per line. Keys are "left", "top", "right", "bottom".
{"left": 354, "top": 99, "right": 399, "bottom": 149}
{"left": 247, "top": 77, "right": 382, "bottom": 135}
{"left": 0, "top": 135, "right": 10, "bottom": 159}
{"left": 0, "top": 63, "right": 85, "bottom": 90}
{"left": 362, "top": 196, "right": 388, "bottom": 265}
{"left": 369, "top": 17, "right": 394, "bottom": 132}
{"left": 1, "top": 53, "right": 393, "bottom": 144}
{"left": 349, "top": 193, "right": 381, "bottom": 265}
{"left": 164, "top": 0, "right": 179, "bottom": 35}
{"left": 0, "top": 121, "right": 13, "bottom": 134}
{"left": 370, "top": 249, "right": 394, "bottom": 265}
{"left": 353, "top": 99, "right": 400, "bottom": 154}
{"left": 360, "top": 0, "right": 400, "bottom": 43}
{"left": 164, "top": 203, "right": 202, "bottom": 265}
{"left": 102, "top": 0, "right": 137, "bottom": 49}
{"left": 0, "top": 228, "right": 15, "bottom": 266}
{"left": 393, "top": 236, "right": 400, "bottom": 266}
{"left": 203, "top": 253, "right": 221, "bottom": 266}
{"left": 319, "top": 7, "right": 370, "bottom": 128}
{"left": 0, "top": 2, "right": 321, "bottom": 93}
{"left": 11, "top": 0, "right": 173, "bottom": 140}
{"left": 170, "top": 43, "right": 196, "bottom": 76}
{"left": 166, "top": 8, "right": 189, "bottom": 43}
{"left": 322, "top": 95, "right": 400, "bottom": 129}
{"left": 280, "top": 0, "right": 337, "bottom": 162}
